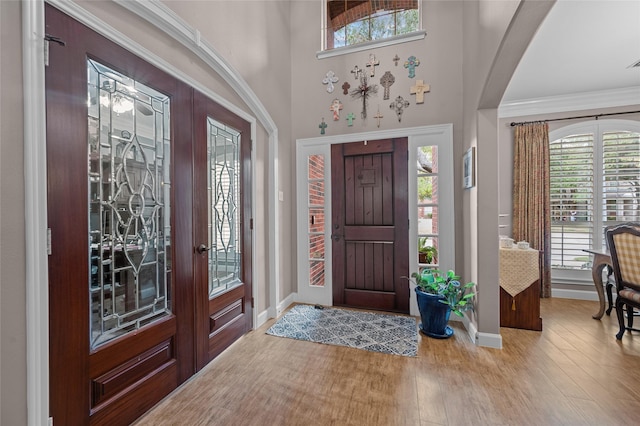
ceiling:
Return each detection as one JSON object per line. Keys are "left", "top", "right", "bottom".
{"left": 501, "top": 0, "right": 640, "bottom": 105}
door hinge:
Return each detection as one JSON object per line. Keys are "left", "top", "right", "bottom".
{"left": 250, "top": 218, "right": 254, "bottom": 230}
{"left": 251, "top": 297, "right": 254, "bottom": 308}
{"left": 44, "top": 34, "right": 66, "bottom": 67}
{"left": 47, "top": 228, "right": 52, "bottom": 255}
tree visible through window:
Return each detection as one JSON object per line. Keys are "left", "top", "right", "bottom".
{"left": 325, "top": 0, "right": 420, "bottom": 50}
{"left": 550, "top": 122, "right": 640, "bottom": 271}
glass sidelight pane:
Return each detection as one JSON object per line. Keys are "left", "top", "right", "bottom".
{"left": 207, "top": 118, "right": 242, "bottom": 297}
{"left": 88, "top": 59, "right": 171, "bottom": 349}
{"left": 417, "top": 145, "right": 439, "bottom": 267}
{"left": 308, "top": 154, "right": 325, "bottom": 287}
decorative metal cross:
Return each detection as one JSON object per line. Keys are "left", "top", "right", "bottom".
{"left": 380, "top": 71, "right": 395, "bottom": 100}
{"left": 329, "top": 99, "right": 343, "bottom": 121}
{"left": 345, "top": 112, "right": 356, "bottom": 127}
{"left": 341, "top": 81, "right": 351, "bottom": 95}
{"left": 390, "top": 96, "right": 410, "bottom": 122}
{"left": 410, "top": 80, "right": 431, "bottom": 104}
{"left": 366, "top": 54, "right": 380, "bottom": 77}
{"left": 350, "top": 75, "right": 378, "bottom": 119}
{"left": 350, "top": 65, "right": 362, "bottom": 80}
{"left": 322, "top": 71, "right": 339, "bottom": 93}
{"left": 373, "top": 107, "right": 383, "bottom": 128}
{"left": 393, "top": 54, "right": 400, "bottom": 66}
{"left": 404, "top": 55, "right": 420, "bottom": 78}
{"left": 319, "top": 118, "right": 327, "bottom": 135}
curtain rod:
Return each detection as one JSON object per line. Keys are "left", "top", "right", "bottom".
{"left": 510, "top": 110, "right": 640, "bottom": 127}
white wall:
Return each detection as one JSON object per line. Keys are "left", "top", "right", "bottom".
{"left": 1, "top": 1, "right": 28, "bottom": 424}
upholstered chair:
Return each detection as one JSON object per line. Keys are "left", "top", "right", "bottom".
{"left": 605, "top": 223, "right": 640, "bottom": 340}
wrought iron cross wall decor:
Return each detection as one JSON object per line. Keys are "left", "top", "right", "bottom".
{"left": 350, "top": 75, "right": 378, "bottom": 119}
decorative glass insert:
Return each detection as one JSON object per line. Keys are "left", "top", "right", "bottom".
{"left": 87, "top": 59, "right": 172, "bottom": 349}
{"left": 324, "top": 0, "right": 420, "bottom": 50}
{"left": 207, "top": 118, "right": 242, "bottom": 297}
{"left": 417, "top": 145, "right": 438, "bottom": 266}
{"left": 308, "top": 154, "right": 326, "bottom": 287}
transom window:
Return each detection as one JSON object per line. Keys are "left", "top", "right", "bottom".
{"left": 550, "top": 121, "right": 640, "bottom": 275}
{"left": 324, "top": 0, "right": 420, "bottom": 50}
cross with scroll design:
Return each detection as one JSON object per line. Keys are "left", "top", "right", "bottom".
{"left": 322, "top": 71, "right": 339, "bottom": 93}
{"left": 410, "top": 80, "right": 431, "bottom": 104}
{"left": 350, "top": 65, "right": 362, "bottom": 80}
{"left": 345, "top": 112, "right": 356, "bottom": 126}
{"left": 380, "top": 71, "right": 395, "bottom": 100}
{"left": 390, "top": 95, "right": 410, "bottom": 122}
{"left": 366, "top": 54, "right": 380, "bottom": 77}
{"left": 373, "top": 107, "right": 383, "bottom": 128}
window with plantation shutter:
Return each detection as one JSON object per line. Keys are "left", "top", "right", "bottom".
{"left": 549, "top": 121, "right": 640, "bottom": 280}
{"left": 602, "top": 131, "right": 640, "bottom": 224}
{"left": 550, "top": 133, "right": 594, "bottom": 269}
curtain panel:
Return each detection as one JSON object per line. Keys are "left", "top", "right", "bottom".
{"left": 512, "top": 122, "right": 551, "bottom": 298}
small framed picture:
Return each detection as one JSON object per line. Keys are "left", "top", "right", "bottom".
{"left": 463, "top": 147, "right": 475, "bottom": 189}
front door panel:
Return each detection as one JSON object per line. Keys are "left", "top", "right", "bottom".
{"left": 331, "top": 139, "right": 409, "bottom": 312}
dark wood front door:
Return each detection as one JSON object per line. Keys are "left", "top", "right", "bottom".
{"left": 193, "top": 93, "right": 253, "bottom": 368}
{"left": 45, "top": 5, "right": 251, "bottom": 425}
{"left": 331, "top": 139, "right": 409, "bottom": 313}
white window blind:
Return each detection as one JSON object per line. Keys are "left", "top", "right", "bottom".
{"left": 602, "top": 131, "right": 640, "bottom": 225}
{"left": 550, "top": 124, "right": 640, "bottom": 272}
{"left": 550, "top": 133, "right": 594, "bottom": 269}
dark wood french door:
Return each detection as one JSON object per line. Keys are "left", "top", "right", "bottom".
{"left": 193, "top": 93, "right": 253, "bottom": 368}
{"left": 45, "top": 5, "right": 251, "bottom": 425}
{"left": 331, "top": 139, "right": 410, "bottom": 313}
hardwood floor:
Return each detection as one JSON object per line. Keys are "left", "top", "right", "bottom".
{"left": 134, "top": 298, "right": 640, "bottom": 425}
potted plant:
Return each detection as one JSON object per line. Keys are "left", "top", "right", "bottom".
{"left": 409, "top": 268, "right": 475, "bottom": 339}
{"left": 418, "top": 237, "right": 438, "bottom": 264}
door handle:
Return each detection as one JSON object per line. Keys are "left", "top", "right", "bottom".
{"left": 197, "top": 244, "right": 211, "bottom": 254}
{"left": 331, "top": 234, "right": 342, "bottom": 241}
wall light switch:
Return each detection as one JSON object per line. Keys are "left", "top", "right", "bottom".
{"left": 279, "top": 191, "right": 284, "bottom": 201}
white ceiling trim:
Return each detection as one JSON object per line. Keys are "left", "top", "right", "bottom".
{"left": 499, "top": 86, "right": 640, "bottom": 118}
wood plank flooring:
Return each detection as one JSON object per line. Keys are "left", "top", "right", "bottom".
{"left": 134, "top": 298, "right": 640, "bottom": 425}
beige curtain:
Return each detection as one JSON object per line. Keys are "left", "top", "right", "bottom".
{"left": 512, "top": 122, "right": 551, "bottom": 298}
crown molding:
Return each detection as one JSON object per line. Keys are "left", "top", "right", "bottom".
{"left": 499, "top": 86, "right": 640, "bottom": 118}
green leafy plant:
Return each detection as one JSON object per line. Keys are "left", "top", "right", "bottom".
{"left": 410, "top": 268, "right": 475, "bottom": 317}
{"left": 418, "top": 237, "right": 438, "bottom": 264}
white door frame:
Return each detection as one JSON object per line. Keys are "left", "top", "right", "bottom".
{"left": 295, "top": 124, "right": 455, "bottom": 316}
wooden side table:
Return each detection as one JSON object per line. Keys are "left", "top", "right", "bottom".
{"left": 499, "top": 248, "right": 542, "bottom": 331}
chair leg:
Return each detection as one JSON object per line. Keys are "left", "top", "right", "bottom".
{"left": 629, "top": 306, "right": 635, "bottom": 329}
{"left": 606, "top": 282, "right": 614, "bottom": 315}
{"left": 615, "top": 299, "right": 626, "bottom": 340}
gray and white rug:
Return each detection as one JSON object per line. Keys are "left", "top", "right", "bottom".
{"left": 266, "top": 304, "right": 418, "bottom": 357}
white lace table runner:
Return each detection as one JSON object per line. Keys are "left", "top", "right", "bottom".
{"left": 499, "top": 248, "right": 539, "bottom": 297}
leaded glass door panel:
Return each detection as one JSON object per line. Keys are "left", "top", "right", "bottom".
{"left": 193, "top": 92, "right": 253, "bottom": 368}
{"left": 46, "top": 6, "right": 194, "bottom": 424}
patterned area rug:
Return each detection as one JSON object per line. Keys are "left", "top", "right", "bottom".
{"left": 266, "top": 305, "right": 418, "bottom": 357}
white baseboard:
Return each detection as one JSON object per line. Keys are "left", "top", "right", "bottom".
{"left": 476, "top": 332, "right": 503, "bottom": 349}
{"left": 256, "top": 309, "right": 270, "bottom": 329}
{"left": 276, "top": 292, "right": 297, "bottom": 317}
{"left": 552, "top": 288, "right": 601, "bottom": 301}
